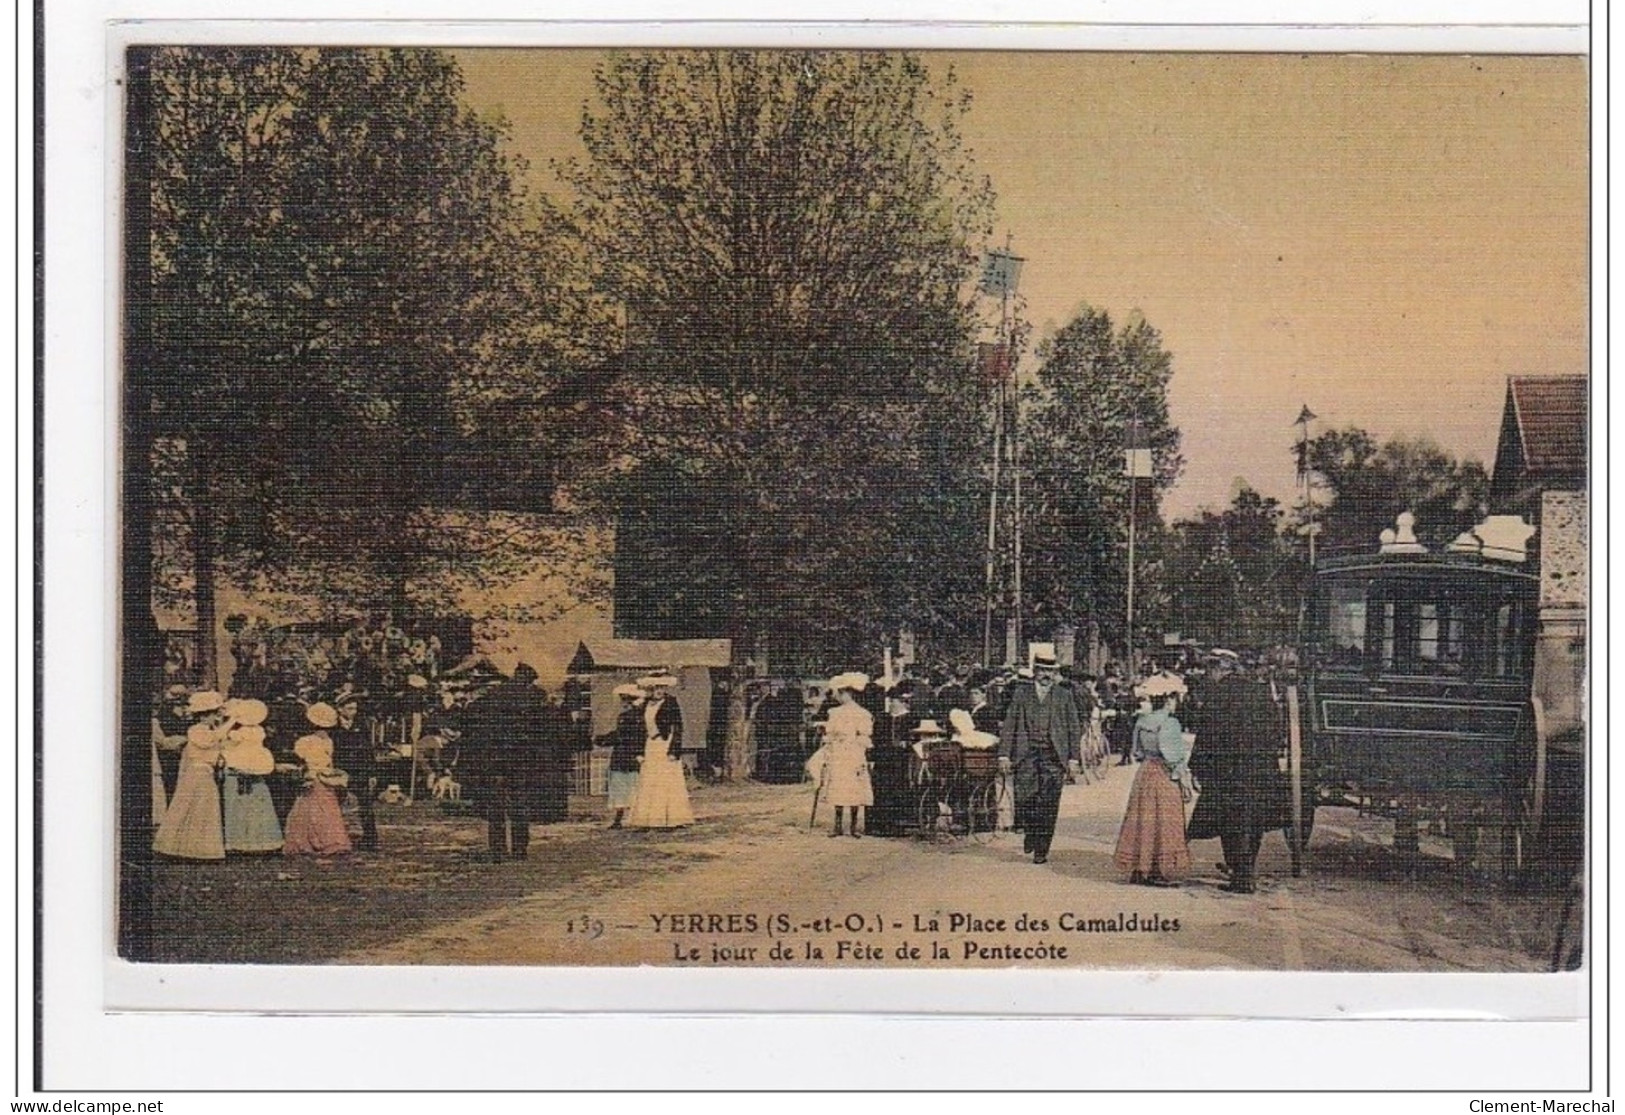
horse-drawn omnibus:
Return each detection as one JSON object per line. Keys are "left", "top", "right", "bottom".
{"left": 1292, "top": 514, "right": 1557, "bottom": 879}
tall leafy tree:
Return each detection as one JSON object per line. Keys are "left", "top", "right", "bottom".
{"left": 141, "top": 46, "right": 616, "bottom": 670}
{"left": 1300, "top": 427, "right": 1490, "bottom": 557}
{"left": 1167, "top": 485, "right": 1305, "bottom": 648}
{"left": 1022, "top": 306, "right": 1182, "bottom": 660}
{"left": 566, "top": 49, "right": 996, "bottom": 664}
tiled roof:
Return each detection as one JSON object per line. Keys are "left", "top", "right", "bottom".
{"left": 1509, "top": 375, "right": 1587, "bottom": 477}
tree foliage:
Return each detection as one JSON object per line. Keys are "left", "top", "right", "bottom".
{"left": 1167, "top": 485, "right": 1305, "bottom": 649}
{"left": 140, "top": 46, "right": 616, "bottom": 641}
{"left": 567, "top": 50, "right": 997, "bottom": 664}
{"left": 1021, "top": 306, "right": 1183, "bottom": 656}
{"left": 1301, "top": 427, "right": 1490, "bottom": 556}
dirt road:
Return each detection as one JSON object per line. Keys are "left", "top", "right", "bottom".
{"left": 323, "top": 763, "right": 1559, "bottom": 971}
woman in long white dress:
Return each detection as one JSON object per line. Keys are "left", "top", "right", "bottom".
{"left": 820, "top": 672, "right": 874, "bottom": 838}
{"left": 152, "top": 691, "right": 229, "bottom": 861}
{"left": 626, "top": 675, "right": 694, "bottom": 829}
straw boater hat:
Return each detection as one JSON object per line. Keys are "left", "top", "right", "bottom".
{"left": 221, "top": 725, "right": 276, "bottom": 776}
{"left": 305, "top": 702, "right": 339, "bottom": 729}
{"left": 186, "top": 690, "right": 225, "bottom": 716}
{"left": 407, "top": 673, "right": 429, "bottom": 690}
{"left": 612, "top": 682, "right": 645, "bottom": 700}
{"left": 1031, "top": 650, "right": 1061, "bottom": 672}
{"left": 637, "top": 673, "right": 678, "bottom": 689}
{"left": 912, "top": 719, "right": 947, "bottom": 737}
{"left": 828, "top": 671, "right": 870, "bottom": 693}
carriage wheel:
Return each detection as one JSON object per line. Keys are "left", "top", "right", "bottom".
{"left": 1500, "top": 697, "right": 1550, "bottom": 884}
{"left": 916, "top": 787, "right": 948, "bottom": 843}
{"left": 1286, "top": 685, "right": 1311, "bottom": 877}
{"left": 968, "top": 781, "right": 1003, "bottom": 844}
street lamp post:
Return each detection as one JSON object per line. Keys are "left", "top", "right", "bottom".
{"left": 1124, "top": 416, "right": 1151, "bottom": 676}
{"left": 978, "top": 239, "right": 1024, "bottom": 666}
{"left": 1294, "top": 404, "right": 1319, "bottom": 566}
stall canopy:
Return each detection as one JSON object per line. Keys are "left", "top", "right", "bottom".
{"left": 573, "top": 638, "right": 733, "bottom": 750}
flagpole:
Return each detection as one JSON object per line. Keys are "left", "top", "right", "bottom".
{"left": 1125, "top": 414, "right": 1142, "bottom": 679}
{"left": 1294, "top": 404, "right": 1319, "bottom": 567}
{"left": 1013, "top": 399, "right": 1023, "bottom": 659}
{"left": 1005, "top": 238, "right": 1023, "bottom": 660}
{"left": 978, "top": 241, "right": 1024, "bottom": 668}
{"left": 983, "top": 378, "right": 1002, "bottom": 666}
{"left": 1126, "top": 454, "right": 1137, "bottom": 677}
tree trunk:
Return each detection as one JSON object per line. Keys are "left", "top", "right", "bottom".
{"left": 191, "top": 475, "right": 218, "bottom": 691}
{"left": 725, "top": 676, "right": 750, "bottom": 783}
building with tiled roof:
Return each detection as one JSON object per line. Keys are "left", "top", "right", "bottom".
{"left": 1490, "top": 375, "right": 1587, "bottom": 510}
{"left": 1489, "top": 374, "right": 1587, "bottom": 753}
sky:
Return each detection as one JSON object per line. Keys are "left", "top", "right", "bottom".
{"left": 454, "top": 49, "right": 1588, "bottom": 519}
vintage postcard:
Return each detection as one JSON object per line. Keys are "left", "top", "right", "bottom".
{"left": 113, "top": 42, "right": 1589, "bottom": 985}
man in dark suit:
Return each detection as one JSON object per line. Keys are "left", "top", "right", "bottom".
{"left": 462, "top": 663, "right": 551, "bottom": 861}
{"left": 997, "top": 653, "right": 1082, "bottom": 864}
{"left": 1184, "top": 659, "right": 1287, "bottom": 893}
{"left": 531, "top": 694, "right": 574, "bottom": 826}
{"left": 330, "top": 685, "right": 377, "bottom": 852}
{"left": 753, "top": 682, "right": 807, "bottom": 784}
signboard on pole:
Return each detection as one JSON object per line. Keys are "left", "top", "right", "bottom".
{"left": 1124, "top": 421, "right": 1153, "bottom": 478}
{"left": 978, "top": 250, "right": 1024, "bottom": 297}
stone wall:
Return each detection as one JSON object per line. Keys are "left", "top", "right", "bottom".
{"left": 1536, "top": 489, "right": 1587, "bottom": 749}
{"left": 1539, "top": 490, "right": 1587, "bottom": 609}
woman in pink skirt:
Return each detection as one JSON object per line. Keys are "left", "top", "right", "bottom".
{"left": 1113, "top": 676, "right": 1193, "bottom": 886}
{"left": 282, "top": 702, "right": 353, "bottom": 857}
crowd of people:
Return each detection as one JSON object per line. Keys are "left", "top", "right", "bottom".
{"left": 150, "top": 610, "right": 597, "bottom": 863}
{"left": 782, "top": 649, "right": 1297, "bottom": 891}
{"left": 151, "top": 615, "right": 1297, "bottom": 895}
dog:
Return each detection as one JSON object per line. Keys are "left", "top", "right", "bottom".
{"left": 430, "top": 767, "right": 462, "bottom": 802}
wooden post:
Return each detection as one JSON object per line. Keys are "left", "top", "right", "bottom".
{"left": 1530, "top": 696, "right": 1549, "bottom": 841}
{"left": 1287, "top": 685, "right": 1305, "bottom": 876}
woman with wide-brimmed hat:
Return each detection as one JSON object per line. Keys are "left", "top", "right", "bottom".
{"left": 152, "top": 690, "right": 230, "bottom": 861}
{"left": 219, "top": 698, "right": 284, "bottom": 854}
{"left": 1112, "top": 674, "right": 1193, "bottom": 886}
{"left": 625, "top": 674, "right": 694, "bottom": 829}
{"left": 602, "top": 682, "right": 646, "bottom": 829}
{"left": 282, "top": 703, "right": 353, "bottom": 857}
{"left": 817, "top": 672, "right": 875, "bottom": 838}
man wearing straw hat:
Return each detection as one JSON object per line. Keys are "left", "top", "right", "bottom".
{"left": 997, "top": 651, "right": 1082, "bottom": 865}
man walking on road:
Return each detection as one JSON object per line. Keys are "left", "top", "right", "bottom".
{"left": 1184, "top": 658, "right": 1287, "bottom": 893}
{"left": 462, "top": 663, "right": 551, "bottom": 861}
{"left": 998, "top": 652, "right": 1082, "bottom": 864}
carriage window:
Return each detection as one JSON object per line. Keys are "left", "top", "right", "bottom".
{"left": 1325, "top": 581, "right": 1366, "bottom": 667}
{"left": 1413, "top": 602, "right": 1467, "bottom": 674}
{"left": 1416, "top": 603, "right": 1439, "bottom": 661}
{"left": 1379, "top": 601, "right": 1397, "bottom": 670}
{"left": 1488, "top": 601, "right": 1529, "bottom": 679}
